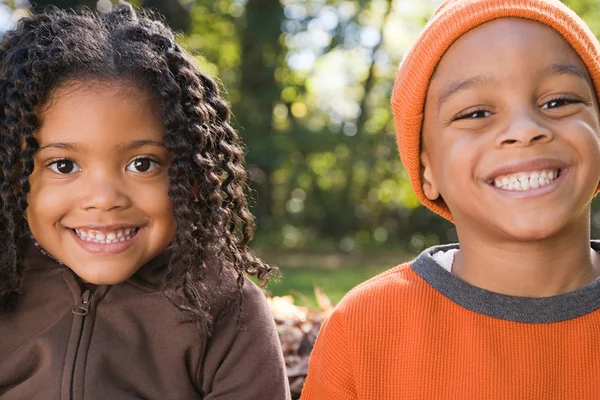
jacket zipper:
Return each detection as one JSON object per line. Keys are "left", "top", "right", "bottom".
{"left": 70, "top": 288, "right": 96, "bottom": 400}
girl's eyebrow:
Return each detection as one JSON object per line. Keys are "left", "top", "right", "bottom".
{"left": 117, "top": 139, "right": 166, "bottom": 151}
{"left": 38, "top": 142, "right": 82, "bottom": 152}
{"left": 38, "top": 139, "right": 166, "bottom": 153}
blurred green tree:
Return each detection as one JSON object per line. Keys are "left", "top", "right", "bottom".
{"left": 6, "top": 0, "right": 600, "bottom": 252}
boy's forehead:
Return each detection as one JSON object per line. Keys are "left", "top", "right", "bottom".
{"left": 431, "top": 18, "right": 593, "bottom": 91}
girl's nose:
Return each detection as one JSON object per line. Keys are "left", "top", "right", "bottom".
{"left": 495, "top": 113, "right": 554, "bottom": 148}
{"left": 78, "top": 173, "right": 131, "bottom": 212}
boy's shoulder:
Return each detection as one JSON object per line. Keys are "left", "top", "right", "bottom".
{"left": 332, "top": 244, "right": 458, "bottom": 322}
{"left": 334, "top": 259, "right": 425, "bottom": 316}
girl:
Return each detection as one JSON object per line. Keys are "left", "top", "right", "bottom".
{"left": 0, "top": 3, "right": 290, "bottom": 399}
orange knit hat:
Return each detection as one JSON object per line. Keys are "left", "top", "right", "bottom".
{"left": 391, "top": 0, "right": 600, "bottom": 222}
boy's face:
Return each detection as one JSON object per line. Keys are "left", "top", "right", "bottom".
{"left": 26, "top": 82, "right": 177, "bottom": 284}
{"left": 421, "top": 18, "right": 600, "bottom": 241}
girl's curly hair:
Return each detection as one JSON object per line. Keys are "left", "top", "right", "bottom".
{"left": 0, "top": 2, "right": 276, "bottom": 335}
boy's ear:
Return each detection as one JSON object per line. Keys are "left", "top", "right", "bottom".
{"left": 420, "top": 151, "right": 440, "bottom": 201}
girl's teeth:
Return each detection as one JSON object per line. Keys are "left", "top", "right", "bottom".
{"left": 74, "top": 228, "right": 139, "bottom": 244}
{"left": 493, "top": 169, "right": 558, "bottom": 192}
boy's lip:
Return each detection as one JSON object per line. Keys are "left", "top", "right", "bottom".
{"left": 483, "top": 158, "right": 569, "bottom": 182}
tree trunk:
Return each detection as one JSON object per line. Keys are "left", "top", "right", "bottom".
{"left": 235, "top": 0, "right": 283, "bottom": 222}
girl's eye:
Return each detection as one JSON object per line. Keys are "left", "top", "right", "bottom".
{"left": 454, "top": 109, "right": 491, "bottom": 121}
{"left": 48, "top": 159, "right": 81, "bottom": 175}
{"left": 127, "top": 157, "right": 158, "bottom": 173}
{"left": 541, "top": 97, "right": 581, "bottom": 110}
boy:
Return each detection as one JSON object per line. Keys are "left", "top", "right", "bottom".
{"left": 301, "top": 0, "right": 600, "bottom": 398}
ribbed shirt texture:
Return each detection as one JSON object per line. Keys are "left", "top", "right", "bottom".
{"left": 301, "top": 243, "right": 600, "bottom": 399}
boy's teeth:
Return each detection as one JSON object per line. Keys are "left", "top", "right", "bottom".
{"left": 74, "top": 227, "right": 139, "bottom": 244}
{"left": 493, "top": 169, "right": 558, "bottom": 191}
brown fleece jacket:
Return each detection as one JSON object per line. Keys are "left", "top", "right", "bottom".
{"left": 0, "top": 242, "right": 290, "bottom": 400}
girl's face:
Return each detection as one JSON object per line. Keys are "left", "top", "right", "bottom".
{"left": 421, "top": 18, "right": 600, "bottom": 242}
{"left": 26, "top": 82, "right": 177, "bottom": 284}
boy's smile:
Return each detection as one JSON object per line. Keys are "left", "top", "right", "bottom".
{"left": 421, "top": 18, "right": 600, "bottom": 241}
{"left": 26, "top": 82, "right": 177, "bottom": 284}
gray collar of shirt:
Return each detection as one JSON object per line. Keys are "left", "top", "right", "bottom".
{"left": 411, "top": 242, "right": 600, "bottom": 323}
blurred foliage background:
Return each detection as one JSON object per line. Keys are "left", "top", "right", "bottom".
{"left": 1, "top": 0, "right": 600, "bottom": 301}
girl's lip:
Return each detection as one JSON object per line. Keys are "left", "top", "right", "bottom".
{"left": 487, "top": 168, "right": 568, "bottom": 199}
{"left": 68, "top": 224, "right": 142, "bottom": 233}
{"left": 69, "top": 227, "right": 142, "bottom": 255}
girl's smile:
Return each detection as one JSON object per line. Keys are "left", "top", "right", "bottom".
{"left": 69, "top": 224, "right": 142, "bottom": 254}
{"left": 26, "top": 81, "right": 177, "bottom": 284}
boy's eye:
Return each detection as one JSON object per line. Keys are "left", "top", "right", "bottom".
{"left": 541, "top": 97, "right": 581, "bottom": 110}
{"left": 454, "top": 109, "right": 491, "bottom": 121}
{"left": 48, "top": 159, "right": 81, "bottom": 175}
{"left": 126, "top": 157, "right": 158, "bottom": 173}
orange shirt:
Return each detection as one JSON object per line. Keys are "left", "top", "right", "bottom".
{"left": 301, "top": 244, "right": 600, "bottom": 400}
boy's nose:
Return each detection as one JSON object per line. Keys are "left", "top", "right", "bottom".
{"left": 78, "top": 174, "right": 131, "bottom": 212}
{"left": 495, "top": 116, "right": 554, "bottom": 148}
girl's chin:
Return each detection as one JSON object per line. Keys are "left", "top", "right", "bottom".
{"left": 66, "top": 266, "right": 138, "bottom": 285}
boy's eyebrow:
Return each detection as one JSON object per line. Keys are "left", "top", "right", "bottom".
{"left": 437, "top": 75, "right": 499, "bottom": 111}
{"left": 37, "top": 139, "right": 166, "bottom": 153}
{"left": 436, "top": 63, "right": 589, "bottom": 111}
{"left": 536, "top": 62, "right": 589, "bottom": 82}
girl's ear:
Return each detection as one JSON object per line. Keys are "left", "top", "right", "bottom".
{"left": 420, "top": 151, "right": 440, "bottom": 201}
{"left": 191, "top": 182, "right": 199, "bottom": 201}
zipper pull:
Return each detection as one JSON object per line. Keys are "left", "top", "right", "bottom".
{"left": 72, "top": 289, "right": 91, "bottom": 316}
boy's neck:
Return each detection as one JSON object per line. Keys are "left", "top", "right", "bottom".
{"left": 452, "top": 217, "right": 600, "bottom": 297}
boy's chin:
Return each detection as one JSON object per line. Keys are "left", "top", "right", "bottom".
{"left": 492, "top": 214, "right": 573, "bottom": 243}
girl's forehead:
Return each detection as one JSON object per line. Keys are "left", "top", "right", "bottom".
{"left": 36, "top": 81, "right": 164, "bottom": 149}
{"left": 43, "top": 80, "right": 152, "bottom": 112}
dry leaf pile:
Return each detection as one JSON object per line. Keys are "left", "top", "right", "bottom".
{"left": 267, "top": 288, "right": 333, "bottom": 399}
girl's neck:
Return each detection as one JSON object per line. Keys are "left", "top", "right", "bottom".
{"left": 452, "top": 217, "right": 600, "bottom": 297}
